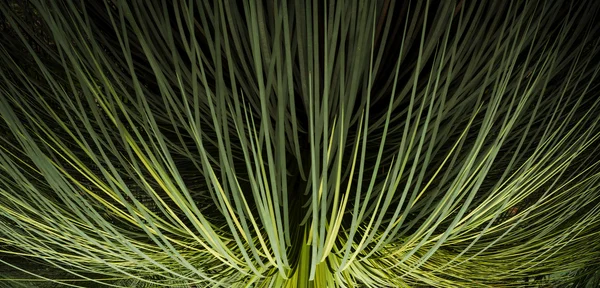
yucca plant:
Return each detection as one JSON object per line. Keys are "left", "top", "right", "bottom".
{"left": 1, "top": 0, "right": 600, "bottom": 287}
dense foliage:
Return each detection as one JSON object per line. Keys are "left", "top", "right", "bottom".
{"left": 1, "top": 0, "right": 599, "bottom": 287}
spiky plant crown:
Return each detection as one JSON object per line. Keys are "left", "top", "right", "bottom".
{"left": 1, "top": 0, "right": 600, "bottom": 287}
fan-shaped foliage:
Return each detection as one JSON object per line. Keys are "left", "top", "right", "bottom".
{"left": 1, "top": 0, "right": 599, "bottom": 287}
